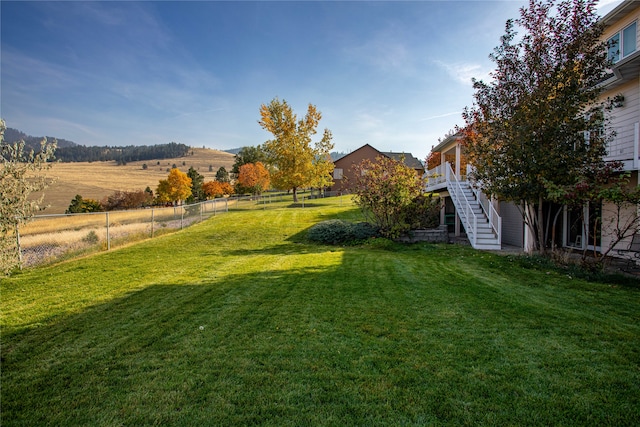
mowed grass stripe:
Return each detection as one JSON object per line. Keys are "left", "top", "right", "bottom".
{"left": 2, "top": 197, "right": 639, "bottom": 426}
{"left": 2, "top": 200, "right": 350, "bottom": 336}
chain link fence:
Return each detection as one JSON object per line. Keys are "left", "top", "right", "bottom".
{"left": 17, "top": 192, "right": 344, "bottom": 268}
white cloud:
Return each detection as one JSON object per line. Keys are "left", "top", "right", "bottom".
{"left": 341, "top": 20, "right": 416, "bottom": 75}
{"left": 344, "top": 39, "right": 412, "bottom": 73}
{"left": 420, "top": 111, "right": 461, "bottom": 122}
{"left": 433, "top": 60, "right": 490, "bottom": 86}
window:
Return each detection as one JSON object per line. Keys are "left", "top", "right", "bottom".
{"left": 608, "top": 21, "right": 637, "bottom": 63}
{"left": 582, "top": 108, "right": 605, "bottom": 148}
{"left": 333, "top": 168, "right": 343, "bottom": 180}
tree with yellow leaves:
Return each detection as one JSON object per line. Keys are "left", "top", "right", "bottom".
{"left": 156, "top": 168, "right": 192, "bottom": 205}
{"left": 259, "top": 97, "right": 334, "bottom": 202}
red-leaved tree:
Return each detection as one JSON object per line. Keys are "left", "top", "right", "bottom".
{"left": 236, "top": 162, "right": 270, "bottom": 195}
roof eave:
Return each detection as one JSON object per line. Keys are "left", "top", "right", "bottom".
{"left": 601, "top": 0, "right": 639, "bottom": 27}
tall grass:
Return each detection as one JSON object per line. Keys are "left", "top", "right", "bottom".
{"left": 19, "top": 197, "right": 246, "bottom": 267}
{"left": 2, "top": 197, "right": 639, "bottom": 426}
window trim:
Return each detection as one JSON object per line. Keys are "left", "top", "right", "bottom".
{"left": 608, "top": 20, "right": 637, "bottom": 63}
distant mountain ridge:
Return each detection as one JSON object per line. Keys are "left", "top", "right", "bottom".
{"left": 4, "top": 129, "right": 344, "bottom": 163}
{"left": 3, "top": 127, "right": 190, "bottom": 163}
{"left": 4, "top": 127, "right": 78, "bottom": 150}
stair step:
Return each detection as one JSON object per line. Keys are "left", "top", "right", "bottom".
{"left": 448, "top": 181, "right": 502, "bottom": 251}
{"left": 476, "top": 237, "right": 499, "bottom": 243}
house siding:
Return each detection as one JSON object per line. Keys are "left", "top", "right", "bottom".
{"left": 499, "top": 201, "right": 524, "bottom": 248}
{"left": 596, "top": 1, "right": 640, "bottom": 259}
{"left": 331, "top": 144, "right": 424, "bottom": 192}
{"left": 601, "top": 170, "right": 639, "bottom": 252}
{"left": 604, "top": 79, "right": 640, "bottom": 166}
{"left": 601, "top": 1, "right": 640, "bottom": 171}
{"left": 330, "top": 145, "right": 384, "bottom": 192}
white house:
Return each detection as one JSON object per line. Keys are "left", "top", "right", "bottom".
{"left": 596, "top": 0, "right": 640, "bottom": 257}
{"left": 424, "top": 0, "right": 640, "bottom": 256}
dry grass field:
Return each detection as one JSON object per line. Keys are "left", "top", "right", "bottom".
{"left": 37, "top": 147, "right": 235, "bottom": 214}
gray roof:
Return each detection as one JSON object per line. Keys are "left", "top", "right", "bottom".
{"left": 601, "top": 0, "right": 639, "bottom": 27}
{"left": 430, "top": 132, "right": 463, "bottom": 153}
{"left": 381, "top": 151, "right": 424, "bottom": 170}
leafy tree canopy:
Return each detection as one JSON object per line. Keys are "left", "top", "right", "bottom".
{"left": 350, "top": 156, "right": 435, "bottom": 238}
{"left": 231, "top": 145, "right": 267, "bottom": 174}
{"left": 156, "top": 168, "right": 192, "bottom": 205}
{"left": 236, "top": 162, "right": 271, "bottom": 195}
{"left": 216, "top": 166, "right": 230, "bottom": 183}
{"left": 54, "top": 142, "right": 190, "bottom": 163}
{"left": 1, "top": 119, "right": 56, "bottom": 274}
{"left": 259, "top": 97, "right": 334, "bottom": 202}
{"left": 101, "top": 190, "right": 153, "bottom": 211}
{"left": 203, "top": 181, "right": 234, "bottom": 199}
{"left": 66, "top": 194, "right": 103, "bottom": 213}
{"left": 186, "top": 166, "right": 205, "bottom": 203}
{"left": 461, "top": 0, "right": 615, "bottom": 251}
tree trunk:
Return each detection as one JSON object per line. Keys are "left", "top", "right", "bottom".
{"left": 292, "top": 187, "right": 298, "bottom": 203}
{"left": 550, "top": 205, "right": 563, "bottom": 252}
{"left": 537, "top": 196, "right": 545, "bottom": 254}
{"left": 521, "top": 201, "right": 534, "bottom": 254}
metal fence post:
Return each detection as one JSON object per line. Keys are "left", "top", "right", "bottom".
{"left": 16, "top": 224, "right": 23, "bottom": 269}
{"left": 106, "top": 212, "right": 111, "bottom": 250}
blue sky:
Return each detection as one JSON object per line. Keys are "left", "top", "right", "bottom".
{"left": 1, "top": 0, "right": 623, "bottom": 160}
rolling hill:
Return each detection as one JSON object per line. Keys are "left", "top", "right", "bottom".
{"left": 36, "top": 147, "right": 236, "bottom": 214}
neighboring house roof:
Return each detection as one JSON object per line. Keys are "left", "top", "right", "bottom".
{"left": 334, "top": 143, "right": 424, "bottom": 171}
{"left": 381, "top": 151, "right": 424, "bottom": 171}
{"left": 334, "top": 143, "right": 379, "bottom": 163}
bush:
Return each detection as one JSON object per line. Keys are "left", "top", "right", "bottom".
{"left": 307, "top": 220, "right": 379, "bottom": 245}
{"left": 401, "top": 194, "right": 441, "bottom": 230}
{"left": 350, "top": 156, "right": 438, "bottom": 238}
{"left": 82, "top": 230, "right": 99, "bottom": 245}
{"left": 66, "top": 194, "right": 103, "bottom": 213}
{"left": 351, "top": 222, "right": 380, "bottom": 241}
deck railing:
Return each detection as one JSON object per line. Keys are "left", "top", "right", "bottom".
{"left": 424, "top": 163, "right": 447, "bottom": 189}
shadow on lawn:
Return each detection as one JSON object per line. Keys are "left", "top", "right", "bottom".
{"left": 1, "top": 260, "right": 387, "bottom": 425}
{"left": 3, "top": 248, "right": 640, "bottom": 426}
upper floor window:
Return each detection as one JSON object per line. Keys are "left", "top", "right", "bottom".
{"left": 333, "top": 168, "right": 343, "bottom": 180}
{"left": 608, "top": 21, "right": 637, "bottom": 63}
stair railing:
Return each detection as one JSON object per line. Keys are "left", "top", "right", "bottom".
{"left": 445, "top": 162, "right": 478, "bottom": 247}
{"left": 472, "top": 187, "right": 502, "bottom": 246}
{"left": 468, "top": 166, "right": 502, "bottom": 245}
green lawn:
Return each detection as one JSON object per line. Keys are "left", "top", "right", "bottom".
{"left": 2, "top": 197, "right": 639, "bottom": 426}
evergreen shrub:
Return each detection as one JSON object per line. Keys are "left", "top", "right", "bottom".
{"left": 307, "top": 220, "right": 379, "bottom": 245}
